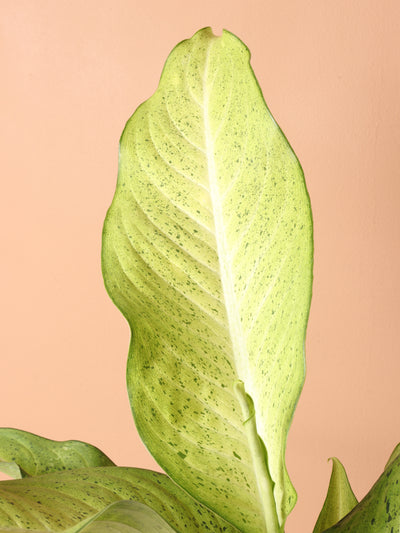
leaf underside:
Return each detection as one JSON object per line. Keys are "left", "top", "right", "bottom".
{"left": 102, "top": 27, "right": 313, "bottom": 532}
{"left": 0, "top": 466, "right": 238, "bottom": 532}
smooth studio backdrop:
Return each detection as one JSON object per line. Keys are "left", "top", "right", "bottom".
{"left": 1, "top": 1, "right": 399, "bottom": 532}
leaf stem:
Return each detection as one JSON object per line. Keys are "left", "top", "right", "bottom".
{"left": 203, "top": 38, "right": 281, "bottom": 533}
{"left": 234, "top": 381, "right": 281, "bottom": 533}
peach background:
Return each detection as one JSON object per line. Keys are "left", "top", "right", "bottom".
{"left": 1, "top": 1, "right": 400, "bottom": 531}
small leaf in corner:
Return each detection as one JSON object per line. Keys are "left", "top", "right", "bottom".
{"left": 313, "top": 457, "right": 358, "bottom": 533}
{"left": 322, "top": 443, "right": 400, "bottom": 532}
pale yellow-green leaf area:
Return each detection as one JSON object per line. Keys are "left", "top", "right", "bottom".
{"left": 102, "top": 27, "right": 313, "bottom": 532}
{"left": 68, "top": 501, "right": 176, "bottom": 533}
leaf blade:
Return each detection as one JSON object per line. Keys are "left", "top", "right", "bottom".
{"left": 0, "top": 466, "right": 238, "bottom": 532}
{"left": 322, "top": 445, "right": 400, "bottom": 532}
{"left": 313, "top": 458, "right": 358, "bottom": 533}
{"left": 67, "top": 501, "right": 176, "bottom": 533}
{"left": 0, "top": 429, "right": 114, "bottom": 478}
{"left": 0, "top": 460, "right": 22, "bottom": 479}
{"left": 102, "top": 27, "right": 313, "bottom": 532}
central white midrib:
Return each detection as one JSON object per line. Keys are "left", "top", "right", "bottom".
{"left": 202, "top": 42, "right": 280, "bottom": 533}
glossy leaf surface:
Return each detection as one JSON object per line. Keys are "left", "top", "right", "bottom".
{"left": 102, "top": 27, "right": 313, "bottom": 532}
{"left": 0, "top": 466, "right": 237, "bottom": 532}
{"left": 313, "top": 458, "right": 357, "bottom": 533}
{"left": 0, "top": 429, "right": 114, "bottom": 478}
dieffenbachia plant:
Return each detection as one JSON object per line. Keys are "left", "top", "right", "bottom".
{"left": 0, "top": 27, "right": 399, "bottom": 533}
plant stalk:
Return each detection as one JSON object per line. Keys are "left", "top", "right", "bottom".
{"left": 235, "top": 381, "right": 281, "bottom": 533}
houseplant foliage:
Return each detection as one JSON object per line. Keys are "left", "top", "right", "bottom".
{"left": 0, "top": 27, "right": 399, "bottom": 533}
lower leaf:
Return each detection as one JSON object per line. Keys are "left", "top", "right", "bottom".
{"left": 67, "top": 501, "right": 176, "bottom": 533}
{"left": 0, "top": 466, "right": 239, "bottom": 532}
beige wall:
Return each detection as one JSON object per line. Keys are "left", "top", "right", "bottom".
{"left": 1, "top": 1, "right": 399, "bottom": 531}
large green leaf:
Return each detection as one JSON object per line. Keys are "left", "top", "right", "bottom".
{"left": 323, "top": 445, "right": 400, "bottom": 532}
{"left": 0, "top": 466, "right": 238, "bottom": 532}
{"left": 102, "top": 27, "right": 313, "bottom": 532}
{"left": 67, "top": 501, "right": 176, "bottom": 533}
{"left": 0, "top": 429, "right": 114, "bottom": 478}
{"left": 313, "top": 458, "right": 358, "bottom": 533}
